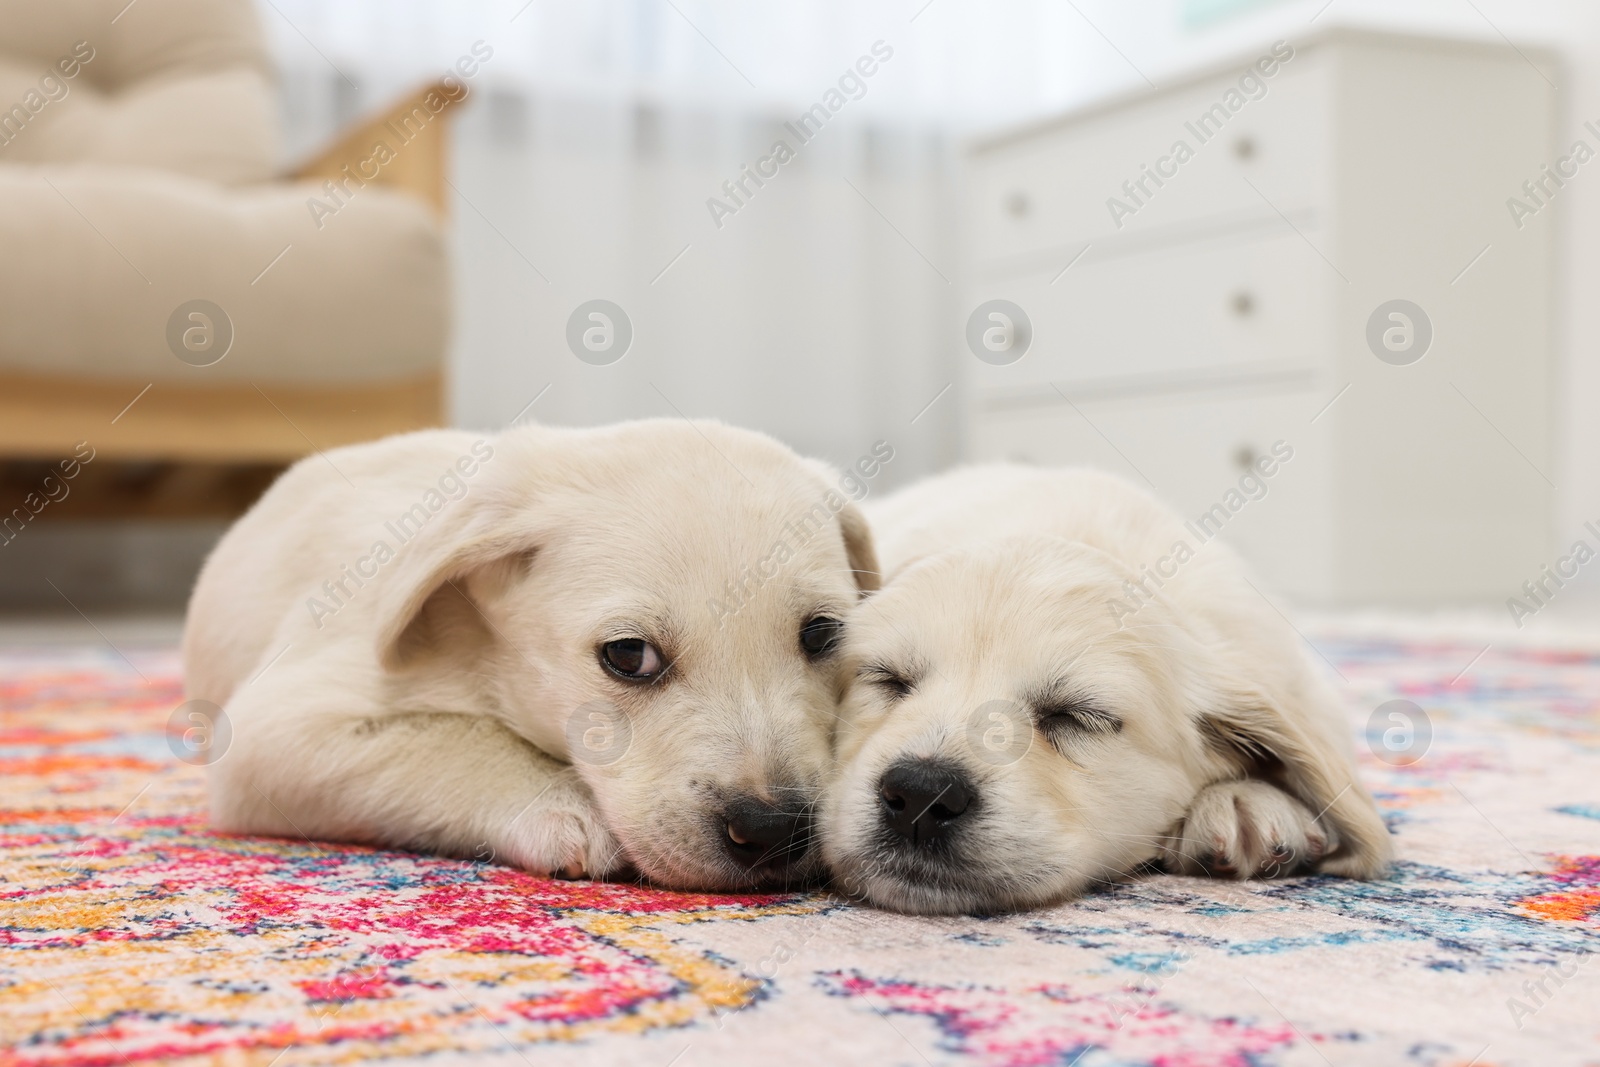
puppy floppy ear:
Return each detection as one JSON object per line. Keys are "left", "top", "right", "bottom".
{"left": 837, "top": 500, "right": 881, "bottom": 595}
{"left": 1200, "top": 680, "right": 1393, "bottom": 879}
{"left": 373, "top": 506, "right": 536, "bottom": 671}
{"left": 800, "top": 458, "right": 881, "bottom": 595}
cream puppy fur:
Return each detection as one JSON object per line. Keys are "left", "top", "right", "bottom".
{"left": 824, "top": 464, "right": 1392, "bottom": 914}
{"left": 184, "top": 420, "right": 878, "bottom": 890}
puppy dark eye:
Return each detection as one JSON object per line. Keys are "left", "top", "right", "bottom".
{"left": 799, "top": 616, "right": 844, "bottom": 659}
{"left": 599, "top": 639, "right": 665, "bottom": 682}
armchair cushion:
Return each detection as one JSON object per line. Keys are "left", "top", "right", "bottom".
{"left": 0, "top": 165, "right": 448, "bottom": 385}
{"left": 0, "top": 0, "right": 452, "bottom": 391}
{"left": 0, "top": 0, "right": 276, "bottom": 185}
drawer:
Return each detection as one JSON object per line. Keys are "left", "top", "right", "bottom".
{"left": 966, "top": 385, "right": 1336, "bottom": 600}
{"left": 965, "top": 227, "right": 1333, "bottom": 397}
{"left": 967, "top": 49, "right": 1331, "bottom": 273}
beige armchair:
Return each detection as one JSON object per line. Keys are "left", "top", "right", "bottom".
{"left": 0, "top": 0, "right": 459, "bottom": 518}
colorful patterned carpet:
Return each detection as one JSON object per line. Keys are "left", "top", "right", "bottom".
{"left": 2, "top": 628, "right": 1598, "bottom": 1067}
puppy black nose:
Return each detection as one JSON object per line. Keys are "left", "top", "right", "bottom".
{"left": 722, "top": 795, "right": 812, "bottom": 870}
{"left": 879, "top": 760, "right": 975, "bottom": 846}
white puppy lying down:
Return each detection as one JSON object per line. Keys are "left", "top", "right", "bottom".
{"left": 823, "top": 464, "right": 1392, "bottom": 914}
{"left": 184, "top": 420, "right": 878, "bottom": 890}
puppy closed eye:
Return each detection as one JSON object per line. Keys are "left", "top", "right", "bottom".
{"left": 859, "top": 663, "right": 914, "bottom": 700}
{"left": 1035, "top": 702, "right": 1122, "bottom": 752}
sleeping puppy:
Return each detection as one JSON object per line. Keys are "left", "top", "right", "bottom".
{"left": 823, "top": 464, "right": 1391, "bottom": 914}
{"left": 184, "top": 420, "right": 878, "bottom": 890}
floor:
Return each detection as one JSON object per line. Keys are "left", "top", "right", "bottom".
{"left": 0, "top": 611, "right": 185, "bottom": 648}
{"left": 2, "top": 607, "right": 1599, "bottom": 1065}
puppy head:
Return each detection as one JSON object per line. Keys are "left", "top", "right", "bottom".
{"left": 376, "top": 420, "right": 879, "bottom": 890}
{"left": 823, "top": 535, "right": 1383, "bottom": 914}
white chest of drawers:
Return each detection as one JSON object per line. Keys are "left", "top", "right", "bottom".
{"left": 960, "top": 28, "right": 1559, "bottom": 607}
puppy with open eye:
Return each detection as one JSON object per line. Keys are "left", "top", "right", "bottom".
{"left": 184, "top": 420, "right": 878, "bottom": 889}
{"left": 823, "top": 464, "right": 1391, "bottom": 914}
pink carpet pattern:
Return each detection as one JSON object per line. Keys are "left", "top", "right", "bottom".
{"left": 2, "top": 631, "right": 1598, "bottom": 1066}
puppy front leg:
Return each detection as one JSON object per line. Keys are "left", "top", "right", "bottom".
{"left": 213, "top": 704, "right": 625, "bottom": 879}
{"left": 1162, "top": 779, "right": 1336, "bottom": 880}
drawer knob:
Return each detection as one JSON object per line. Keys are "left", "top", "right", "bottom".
{"left": 1231, "top": 291, "right": 1256, "bottom": 317}
{"left": 1004, "top": 191, "right": 1031, "bottom": 218}
{"left": 1233, "top": 136, "right": 1256, "bottom": 160}
{"left": 1233, "top": 445, "right": 1259, "bottom": 472}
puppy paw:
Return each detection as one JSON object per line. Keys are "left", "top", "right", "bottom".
{"left": 1166, "top": 780, "right": 1337, "bottom": 880}
{"left": 493, "top": 779, "right": 626, "bottom": 880}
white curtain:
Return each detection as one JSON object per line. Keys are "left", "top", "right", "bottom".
{"left": 443, "top": 91, "right": 960, "bottom": 481}
{"left": 263, "top": 0, "right": 1027, "bottom": 484}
